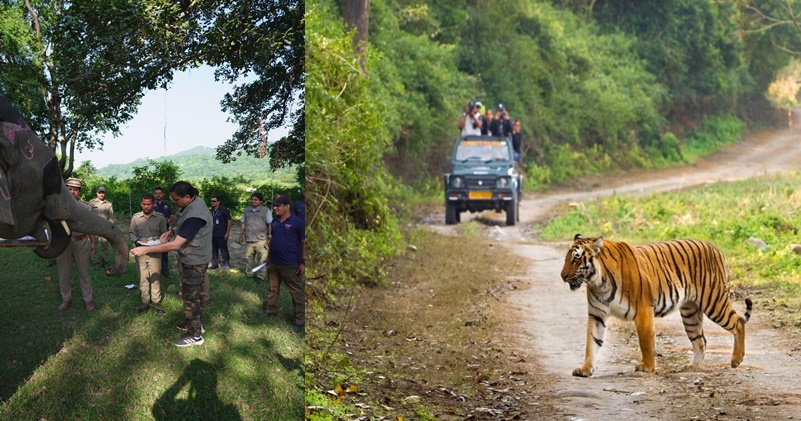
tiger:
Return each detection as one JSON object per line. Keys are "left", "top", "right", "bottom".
{"left": 560, "top": 234, "right": 752, "bottom": 377}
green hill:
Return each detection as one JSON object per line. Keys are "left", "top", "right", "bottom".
{"left": 96, "top": 146, "right": 297, "bottom": 183}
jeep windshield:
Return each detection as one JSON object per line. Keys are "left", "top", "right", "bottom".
{"left": 454, "top": 140, "right": 510, "bottom": 162}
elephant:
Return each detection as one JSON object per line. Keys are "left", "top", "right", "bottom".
{"left": 0, "top": 95, "right": 128, "bottom": 276}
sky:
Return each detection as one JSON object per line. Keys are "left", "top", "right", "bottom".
{"left": 74, "top": 65, "right": 285, "bottom": 168}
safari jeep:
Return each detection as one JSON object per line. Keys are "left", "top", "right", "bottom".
{"left": 444, "top": 135, "right": 523, "bottom": 226}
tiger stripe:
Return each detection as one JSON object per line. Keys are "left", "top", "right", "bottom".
{"left": 560, "top": 234, "right": 752, "bottom": 377}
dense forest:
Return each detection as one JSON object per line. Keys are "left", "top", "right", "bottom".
{"left": 307, "top": 0, "right": 801, "bottom": 288}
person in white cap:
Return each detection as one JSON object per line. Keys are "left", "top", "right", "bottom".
{"left": 89, "top": 185, "right": 114, "bottom": 269}
{"left": 57, "top": 178, "right": 97, "bottom": 312}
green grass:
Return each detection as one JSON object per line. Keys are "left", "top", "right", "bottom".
{"left": 539, "top": 171, "right": 801, "bottom": 327}
{"left": 0, "top": 247, "right": 303, "bottom": 420}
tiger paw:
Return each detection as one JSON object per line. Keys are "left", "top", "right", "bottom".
{"left": 731, "top": 358, "right": 743, "bottom": 368}
{"left": 634, "top": 362, "right": 655, "bottom": 373}
{"left": 572, "top": 366, "right": 592, "bottom": 377}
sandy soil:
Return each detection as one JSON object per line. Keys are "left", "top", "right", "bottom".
{"left": 431, "top": 123, "right": 801, "bottom": 419}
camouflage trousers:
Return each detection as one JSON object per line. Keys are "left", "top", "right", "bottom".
{"left": 180, "top": 263, "right": 209, "bottom": 337}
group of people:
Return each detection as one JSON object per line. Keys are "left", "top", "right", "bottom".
{"left": 55, "top": 178, "right": 307, "bottom": 347}
{"left": 458, "top": 101, "right": 524, "bottom": 162}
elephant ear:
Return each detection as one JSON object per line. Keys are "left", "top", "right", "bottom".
{"left": 0, "top": 169, "right": 14, "bottom": 226}
{"left": 0, "top": 95, "right": 27, "bottom": 125}
{"left": 0, "top": 119, "right": 18, "bottom": 226}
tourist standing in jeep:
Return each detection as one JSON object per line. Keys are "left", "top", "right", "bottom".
{"left": 511, "top": 119, "right": 523, "bottom": 162}
{"left": 490, "top": 103, "right": 513, "bottom": 137}
{"left": 458, "top": 102, "right": 483, "bottom": 136}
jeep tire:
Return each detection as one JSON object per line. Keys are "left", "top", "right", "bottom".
{"left": 446, "top": 203, "right": 458, "bottom": 225}
{"left": 505, "top": 199, "right": 517, "bottom": 226}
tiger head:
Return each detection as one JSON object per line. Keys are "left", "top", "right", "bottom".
{"left": 561, "top": 234, "right": 604, "bottom": 291}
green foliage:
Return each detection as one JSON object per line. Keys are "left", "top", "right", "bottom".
{"left": 3, "top": 0, "right": 303, "bottom": 181}
{"left": 368, "top": 0, "right": 472, "bottom": 179}
{"left": 765, "top": 59, "right": 801, "bottom": 114}
{"left": 252, "top": 181, "right": 303, "bottom": 203}
{"left": 0, "top": 3, "right": 46, "bottom": 129}
{"left": 206, "top": 0, "right": 305, "bottom": 177}
{"left": 74, "top": 151, "right": 300, "bottom": 218}
{"left": 73, "top": 160, "right": 98, "bottom": 183}
{"left": 95, "top": 146, "right": 297, "bottom": 184}
{"left": 680, "top": 115, "right": 744, "bottom": 162}
{"left": 1, "top": 0, "right": 204, "bottom": 176}
{"left": 307, "top": 0, "right": 404, "bottom": 287}
{"left": 196, "top": 176, "right": 248, "bottom": 215}
{"left": 130, "top": 159, "right": 182, "bottom": 197}
{"left": 589, "top": 0, "right": 751, "bottom": 118}
{"left": 644, "top": 132, "right": 683, "bottom": 165}
{"left": 540, "top": 173, "right": 801, "bottom": 297}
{"left": 738, "top": 0, "right": 801, "bottom": 116}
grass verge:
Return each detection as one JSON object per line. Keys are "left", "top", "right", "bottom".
{"left": 539, "top": 171, "right": 801, "bottom": 330}
{"left": 0, "top": 227, "right": 303, "bottom": 420}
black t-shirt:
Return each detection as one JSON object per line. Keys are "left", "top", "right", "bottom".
{"left": 210, "top": 206, "right": 232, "bottom": 237}
{"left": 176, "top": 217, "right": 206, "bottom": 242}
{"left": 512, "top": 132, "right": 522, "bottom": 153}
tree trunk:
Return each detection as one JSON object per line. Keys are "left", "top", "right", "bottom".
{"left": 343, "top": 0, "right": 369, "bottom": 72}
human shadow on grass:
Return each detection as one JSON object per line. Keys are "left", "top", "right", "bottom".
{"left": 152, "top": 358, "right": 241, "bottom": 421}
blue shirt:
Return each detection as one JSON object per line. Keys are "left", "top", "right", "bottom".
{"left": 268, "top": 214, "right": 305, "bottom": 265}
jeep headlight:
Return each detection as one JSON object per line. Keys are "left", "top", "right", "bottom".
{"left": 496, "top": 177, "right": 510, "bottom": 188}
{"left": 451, "top": 176, "right": 464, "bottom": 188}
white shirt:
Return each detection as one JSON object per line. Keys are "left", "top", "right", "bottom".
{"left": 461, "top": 112, "right": 483, "bottom": 136}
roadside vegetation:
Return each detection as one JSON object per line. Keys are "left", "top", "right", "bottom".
{"left": 539, "top": 172, "right": 801, "bottom": 330}
{"left": 0, "top": 223, "right": 303, "bottom": 419}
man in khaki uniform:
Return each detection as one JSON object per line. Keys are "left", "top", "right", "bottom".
{"left": 129, "top": 193, "right": 168, "bottom": 314}
{"left": 239, "top": 192, "right": 272, "bottom": 283}
{"left": 57, "top": 178, "right": 97, "bottom": 312}
{"left": 89, "top": 186, "right": 114, "bottom": 268}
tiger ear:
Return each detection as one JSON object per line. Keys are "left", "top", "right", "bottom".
{"left": 592, "top": 237, "right": 604, "bottom": 254}
{"left": 574, "top": 233, "right": 583, "bottom": 241}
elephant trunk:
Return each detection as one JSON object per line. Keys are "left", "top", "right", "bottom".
{"left": 43, "top": 192, "right": 129, "bottom": 276}
{"left": 68, "top": 217, "right": 129, "bottom": 276}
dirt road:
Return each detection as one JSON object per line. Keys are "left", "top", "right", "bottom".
{"left": 432, "top": 125, "right": 801, "bottom": 419}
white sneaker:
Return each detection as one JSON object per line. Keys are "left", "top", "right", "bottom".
{"left": 173, "top": 333, "right": 204, "bottom": 347}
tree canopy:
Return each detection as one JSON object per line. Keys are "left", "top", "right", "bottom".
{"left": 0, "top": 0, "right": 304, "bottom": 179}
{"left": 202, "top": 0, "right": 305, "bottom": 175}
